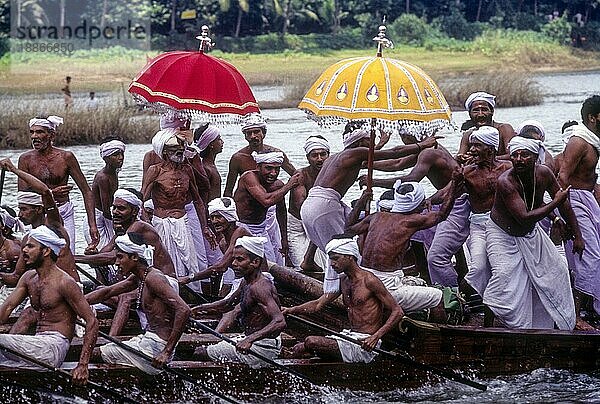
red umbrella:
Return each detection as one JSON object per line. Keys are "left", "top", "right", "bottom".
{"left": 129, "top": 27, "right": 259, "bottom": 124}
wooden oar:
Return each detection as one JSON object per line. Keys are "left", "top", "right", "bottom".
{"left": 188, "top": 319, "right": 318, "bottom": 385}
{"left": 286, "top": 314, "right": 488, "bottom": 391}
{"left": 78, "top": 322, "right": 240, "bottom": 404}
{"left": 0, "top": 168, "right": 5, "bottom": 204}
{"left": 76, "top": 264, "right": 103, "bottom": 287}
{"left": 0, "top": 343, "right": 138, "bottom": 403}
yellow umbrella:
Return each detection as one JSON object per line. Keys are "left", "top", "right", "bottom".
{"left": 298, "top": 25, "right": 452, "bottom": 208}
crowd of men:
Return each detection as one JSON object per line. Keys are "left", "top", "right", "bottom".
{"left": 0, "top": 92, "right": 598, "bottom": 384}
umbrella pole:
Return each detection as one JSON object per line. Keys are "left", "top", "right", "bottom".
{"left": 365, "top": 118, "right": 377, "bottom": 215}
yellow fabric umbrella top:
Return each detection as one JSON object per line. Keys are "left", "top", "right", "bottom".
{"left": 299, "top": 56, "right": 451, "bottom": 128}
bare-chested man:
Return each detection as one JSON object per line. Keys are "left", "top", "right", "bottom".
{"left": 288, "top": 136, "right": 330, "bottom": 272}
{"left": 457, "top": 92, "right": 515, "bottom": 158}
{"left": 283, "top": 236, "right": 403, "bottom": 362}
{"left": 558, "top": 95, "right": 600, "bottom": 327}
{"left": 192, "top": 236, "right": 286, "bottom": 368}
{"left": 179, "top": 197, "right": 251, "bottom": 297}
{"left": 87, "top": 233, "right": 190, "bottom": 374}
{"left": 301, "top": 126, "right": 438, "bottom": 295}
{"left": 485, "top": 136, "right": 583, "bottom": 330}
{"left": 19, "top": 116, "right": 99, "bottom": 253}
{"left": 234, "top": 151, "right": 302, "bottom": 266}
{"left": 142, "top": 128, "right": 214, "bottom": 293}
{"left": 460, "top": 127, "right": 512, "bottom": 321}
{"left": 346, "top": 175, "right": 463, "bottom": 318}
{"left": 87, "top": 138, "right": 126, "bottom": 250}
{"left": 76, "top": 188, "right": 177, "bottom": 335}
{"left": 0, "top": 225, "right": 98, "bottom": 385}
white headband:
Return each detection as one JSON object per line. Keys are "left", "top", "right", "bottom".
{"left": 241, "top": 114, "right": 267, "bottom": 132}
{"left": 508, "top": 136, "right": 545, "bottom": 164}
{"left": 17, "top": 191, "right": 43, "bottom": 206}
{"left": 29, "top": 116, "right": 64, "bottom": 131}
{"left": 516, "top": 120, "right": 546, "bottom": 141}
{"left": 465, "top": 92, "right": 496, "bottom": 110}
{"left": 325, "top": 237, "right": 361, "bottom": 259}
{"left": 159, "top": 113, "right": 188, "bottom": 130}
{"left": 208, "top": 197, "right": 239, "bottom": 222}
{"left": 29, "top": 225, "right": 66, "bottom": 255}
{"left": 152, "top": 128, "right": 179, "bottom": 159}
{"left": 0, "top": 207, "right": 17, "bottom": 230}
{"left": 304, "top": 136, "right": 330, "bottom": 155}
{"left": 469, "top": 126, "right": 500, "bottom": 151}
{"left": 195, "top": 125, "right": 221, "bottom": 152}
{"left": 391, "top": 180, "right": 426, "bottom": 213}
{"left": 343, "top": 128, "right": 370, "bottom": 149}
{"left": 115, "top": 234, "right": 154, "bottom": 266}
{"left": 235, "top": 236, "right": 267, "bottom": 258}
{"left": 143, "top": 199, "right": 154, "bottom": 210}
{"left": 113, "top": 189, "right": 142, "bottom": 209}
{"left": 252, "top": 151, "right": 284, "bottom": 165}
{"left": 99, "top": 140, "right": 126, "bottom": 158}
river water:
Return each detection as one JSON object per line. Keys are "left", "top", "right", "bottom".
{"left": 0, "top": 70, "right": 599, "bottom": 402}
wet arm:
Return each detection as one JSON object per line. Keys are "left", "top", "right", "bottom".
{"left": 243, "top": 290, "right": 286, "bottom": 344}
{"left": 498, "top": 177, "right": 561, "bottom": 225}
{"left": 215, "top": 304, "right": 241, "bottom": 333}
{"left": 0, "top": 272, "right": 31, "bottom": 323}
{"left": 245, "top": 176, "right": 294, "bottom": 207}
{"left": 192, "top": 285, "right": 242, "bottom": 316}
{"left": 141, "top": 165, "right": 159, "bottom": 202}
{"left": 85, "top": 276, "right": 137, "bottom": 305}
{"left": 276, "top": 198, "right": 288, "bottom": 250}
{"left": 283, "top": 291, "right": 341, "bottom": 315}
{"left": 558, "top": 139, "right": 585, "bottom": 188}
{"left": 368, "top": 277, "right": 404, "bottom": 340}
{"left": 64, "top": 279, "right": 98, "bottom": 368}
{"left": 67, "top": 152, "right": 97, "bottom": 233}
{"left": 371, "top": 155, "right": 418, "bottom": 172}
{"left": 96, "top": 177, "right": 113, "bottom": 220}
{"left": 282, "top": 153, "right": 297, "bottom": 176}
{"left": 223, "top": 157, "right": 240, "bottom": 197}
{"left": 75, "top": 251, "right": 116, "bottom": 266}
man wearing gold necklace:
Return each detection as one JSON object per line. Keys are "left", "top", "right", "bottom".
{"left": 484, "top": 137, "right": 583, "bottom": 330}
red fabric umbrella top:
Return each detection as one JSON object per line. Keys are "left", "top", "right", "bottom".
{"left": 129, "top": 51, "right": 260, "bottom": 120}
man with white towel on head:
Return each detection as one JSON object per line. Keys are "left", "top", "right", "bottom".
{"left": 19, "top": 115, "right": 99, "bottom": 254}
{"left": 484, "top": 136, "right": 582, "bottom": 330}
{"left": 288, "top": 135, "right": 330, "bottom": 271}
{"left": 234, "top": 151, "right": 302, "bottom": 265}
{"left": 300, "top": 124, "right": 438, "bottom": 297}
{"left": 559, "top": 95, "right": 600, "bottom": 330}
{"left": 86, "top": 138, "right": 126, "bottom": 250}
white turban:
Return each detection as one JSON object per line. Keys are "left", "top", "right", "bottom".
{"left": 391, "top": 180, "right": 426, "bottom": 213}
{"left": 99, "top": 139, "right": 126, "bottom": 158}
{"left": 469, "top": 126, "right": 500, "bottom": 151}
{"left": 508, "top": 136, "right": 545, "bottom": 164}
{"left": 195, "top": 125, "right": 221, "bottom": 152}
{"left": 235, "top": 236, "right": 267, "bottom": 258}
{"left": 29, "top": 225, "right": 66, "bottom": 255}
{"left": 516, "top": 120, "right": 546, "bottom": 141}
{"left": 343, "top": 128, "right": 370, "bottom": 149}
{"left": 465, "top": 92, "right": 496, "bottom": 110}
{"left": 113, "top": 189, "right": 142, "bottom": 209}
{"left": 115, "top": 234, "right": 154, "bottom": 266}
{"left": 208, "top": 197, "right": 239, "bottom": 222}
{"left": 29, "top": 116, "right": 63, "bottom": 131}
{"left": 0, "top": 207, "right": 17, "bottom": 230}
{"left": 325, "top": 237, "right": 361, "bottom": 260}
{"left": 304, "top": 136, "right": 330, "bottom": 155}
{"left": 159, "top": 114, "right": 188, "bottom": 130}
{"left": 152, "top": 128, "right": 179, "bottom": 159}
{"left": 17, "top": 191, "right": 43, "bottom": 206}
{"left": 377, "top": 199, "right": 395, "bottom": 212}
{"left": 143, "top": 199, "right": 154, "bottom": 210}
{"left": 241, "top": 114, "right": 267, "bottom": 132}
{"left": 252, "top": 151, "right": 284, "bottom": 165}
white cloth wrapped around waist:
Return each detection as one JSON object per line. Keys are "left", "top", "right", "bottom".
{"left": 100, "top": 331, "right": 172, "bottom": 375}
{"left": 206, "top": 334, "right": 282, "bottom": 369}
{"left": 0, "top": 331, "right": 70, "bottom": 369}
{"left": 484, "top": 219, "right": 575, "bottom": 330}
{"left": 327, "top": 329, "right": 380, "bottom": 363}
{"left": 58, "top": 201, "right": 76, "bottom": 254}
{"left": 84, "top": 208, "right": 114, "bottom": 251}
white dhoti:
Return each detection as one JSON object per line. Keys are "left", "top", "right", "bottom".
{"left": 300, "top": 186, "right": 350, "bottom": 293}
{"left": 152, "top": 214, "right": 201, "bottom": 292}
{"left": 184, "top": 202, "right": 208, "bottom": 270}
{"left": 427, "top": 194, "right": 471, "bottom": 287}
{"left": 265, "top": 206, "right": 283, "bottom": 265}
{"left": 100, "top": 331, "right": 171, "bottom": 375}
{"left": 327, "top": 329, "right": 380, "bottom": 363}
{"left": 564, "top": 189, "right": 600, "bottom": 314}
{"left": 362, "top": 267, "right": 442, "bottom": 312}
{"left": 242, "top": 219, "right": 283, "bottom": 265}
{"left": 464, "top": 212, "right": 492, "bottom": 296}
{"left": 0, "top": 331, "right": 70, "bottom": 369}
{"left": 206, "top": 334, "right": 282, "bottom": 369}
{"left": 84, "top": 208, "right": 114, "bottom": 251}
{"left": 58, "top": 201, "right": 76, "bottom": 254}
{"left": 484, "top": 220, "right": 575, "bottom": 330}
{"left": 287, "top": 213, "right": 327, "bottom": 270}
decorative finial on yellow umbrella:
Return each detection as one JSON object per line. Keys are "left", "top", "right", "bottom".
{"left": 373, "top": 23, "right": 393, "bottom": 57}
{"left": 196, "top": 25, "right": 214, "bottom": 52}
